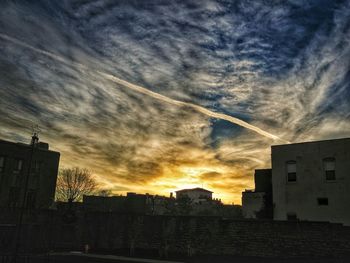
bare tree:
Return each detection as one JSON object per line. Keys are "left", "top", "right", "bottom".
{"left": 55, "top": 167, "right": 97, "bottom": 202}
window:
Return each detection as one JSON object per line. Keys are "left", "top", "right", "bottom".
{"left": 14, "top": 159, "right": 23, "bottom": 173}
{"left": 8, "top": 187, "right": 20, "bottom": 207}
{"left": 31, "top": 161, "right": 41, "bottom": 174}
{"left": 287, "top": 213, "right": 298, "bottom": 221}
{"left": 286, "top": 161, "right": 297, "bottom": 182}
{"left": 26, "top": 190, "right": 36, "bottom": 209}
{"left": 0, "top": 156, "right": 5, "bottom": 172}
{"left": 317, "top": 198, "right": 328, "bottom": 206}
{"left": 323, "top": 158, "right": 335, "bottom": 181}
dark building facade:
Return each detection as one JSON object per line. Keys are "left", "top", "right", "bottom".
{"left": 83, "top": 192, "right": 173, "bottom": 215}
{"left": 254, "top": 169, "right": 272, "bottom": 193}
{"left": 242, "top": 169, "right": 273, "bottom": 219}
{"left": 82, "top": 191, "right": 241, "bottom": 217}
{"left": 0, "top": 138, "right": 60, "bottom": 209}
{"left": 175, "top": 187, "right": 213, "bottom": 203}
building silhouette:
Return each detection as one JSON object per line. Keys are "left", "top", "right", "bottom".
{"left": 0, "top": 137, "right": 60, "bottom": 209}
{"left": 81, "top": 188, "right": 241, "bottom": 217}
{"left": 242, "top": 169, "right": 272, "bottom": 219}
{"left": 82, "top": 192, "right": 173, "bottom": 215}
{"left": 175, "top": 187, "right": 213, "bottom": 203}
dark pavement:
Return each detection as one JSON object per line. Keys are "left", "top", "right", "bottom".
{"left": 2, "top": 253, "right": 349, "bottom": 263}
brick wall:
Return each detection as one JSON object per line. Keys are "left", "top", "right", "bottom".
{"left": 1, "top": 210, "right": 350, "bottom": 258}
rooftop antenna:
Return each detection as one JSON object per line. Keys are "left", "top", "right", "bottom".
{"left": 30, "top": 124, "right": 41, "bottom": 145}
{"left": 14, "top": 123, "right": 41, "bottom": 261}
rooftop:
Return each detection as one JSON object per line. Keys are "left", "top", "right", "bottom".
{"left": 272, "top": 137, "right": 350, "bottom": 148}
{"left": 0, "top": 138, "right": 59, "bottom": 154}
{"left": 175, "top": 187, "right": 213, "bottom": 193}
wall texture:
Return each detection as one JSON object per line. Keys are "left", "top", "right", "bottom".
{"left": 1, "top": 210, "right": 350, "bottom": 259}
{"left": 272, "top": 138, "right": 350, "bottom": 225}
{"left": 242, "top": 191, "right": 265, "bottom": 219}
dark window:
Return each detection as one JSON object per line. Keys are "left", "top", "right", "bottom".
{"left": 26, "top": 191, "right": 36, "bottom": 209}
{"left": 323, "top": 158, "right": 335, "bottom": 181}
{"left": 317, "top": 198, "right": 328, "bottom": 206}
{"left": 287, "top": 213, "right": 298, "bottom": 221}
{"left": 286, "top": 161, "right": 297, "bottom": 182}
{"left": 0, "top": 156, "right": 5, "bottom": 172}
{"left": 14, "top": 159, "right": 23, "bottom": 173}
{"left": 8, "top": 187, "right": 20, "bottom": 207}
{"left": 31, "top": 161, "right": 42, "bottom": 174}
{"left": 325, "top": 170, "right": 335, "bottom": 180}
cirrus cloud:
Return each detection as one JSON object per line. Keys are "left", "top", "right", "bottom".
{"left": 0, "top": 0, "right": 349, "bottom": 204}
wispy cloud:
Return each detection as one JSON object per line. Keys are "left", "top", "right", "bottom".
{"left": 0, "top": 0, "right": 349, "bottom": 203}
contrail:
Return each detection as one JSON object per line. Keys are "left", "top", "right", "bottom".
{"left": 99, "top": 73, "right": 287, "bottom": 142}
{"left": 0, "top": 33, "right": 289, "bottom": 143}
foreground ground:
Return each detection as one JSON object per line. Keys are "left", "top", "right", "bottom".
{"left": 2, "top": 252, "right": 348, "bottom": 263}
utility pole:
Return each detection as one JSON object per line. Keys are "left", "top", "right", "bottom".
{"left": 12, "top": 129, "right": 39, "bottom": 263}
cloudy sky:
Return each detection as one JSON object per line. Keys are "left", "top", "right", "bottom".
{"left": 0, "top": 0, "right": 349, "bottom": 203}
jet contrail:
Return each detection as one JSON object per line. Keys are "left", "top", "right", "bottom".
{"left": 99, "top": 72, "right": 287, "bottom": 142}
{"left": 0, "top": 33, "right": 289, "bottom": 143}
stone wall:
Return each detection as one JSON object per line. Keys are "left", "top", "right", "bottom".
{"left": 1, "top": 210, "right": 350, "bottom": 258}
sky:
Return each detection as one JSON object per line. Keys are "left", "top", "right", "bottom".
{"left": 0, "top": 0, "right": 349, "bottom": 204}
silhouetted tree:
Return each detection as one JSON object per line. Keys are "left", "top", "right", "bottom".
{"left": 55, "top": 167, "right": 97, "bottom": 202}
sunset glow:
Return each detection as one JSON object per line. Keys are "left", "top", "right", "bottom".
{"left": 1, "top": 1, "right": 349, "bottom": 204}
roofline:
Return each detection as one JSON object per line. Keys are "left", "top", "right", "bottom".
{"left": 255, "top": 168, "right": 271, "bottom": 172}
{"left": 272, "top": 137, "right": 350, "bottom": 148}
{"left": 175, "top": 187, "right": 213, "bottom": 193}
{"left": 0, "top": 139, "right": 60, "bottom": 155}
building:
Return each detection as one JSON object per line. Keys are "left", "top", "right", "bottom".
{"left": 83, "top": 195, "right": 126, "bottom": 212}
{"left": 0, "top": 135, "right": 60, "bottom": 209}
{"left": 83, "top": 190, "right": 242, "bottom": 218}
{"left": 272, "top": 138, "right": 350, "bottom": 225}
{"left": 175, "top": 188, "right": 243, "bottom": 217}
{"left": 175, "top": 187, "right": 213, "bottom": 203}
{"left": 242, "top": 169, "right": 272, "bottom": 219}
{"left": 83, "top": 192, "right": 174, "bottom": 215}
